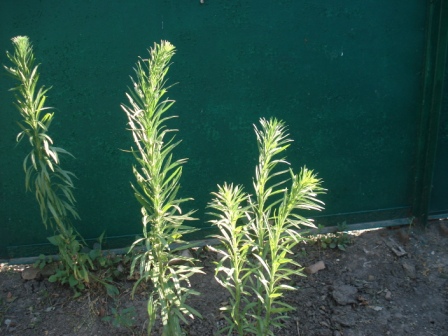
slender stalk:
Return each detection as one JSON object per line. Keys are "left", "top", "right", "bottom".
{"left": 209, "top": 183, "right": 252, "bottom": 335}
{"left": 123, "top": 41, "right": 203, "bottom": 335}
{"left": 5, "top": 36, "right": 80, "bottom": 237}
{"left": 4, "top": 36, "right": 98, "bottom": 296}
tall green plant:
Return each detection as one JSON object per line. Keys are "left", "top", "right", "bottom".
{"left": 122, "top": 40, "right": 203, "bottom": 336}
{"left": 209, "top": 117, "right": 325, "bottom": 335}
{"left": 4, "top": 36, "right": 90, "bottom": 286}
{"left": 5, "top": 36, "right": 78, "bottom": 236}
{"left": 4, "top": 36, "right": 117, "bottom": 297}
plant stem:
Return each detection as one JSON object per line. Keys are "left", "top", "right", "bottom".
{"left": 124, "top": 41, "right": 203, "bottom": 335}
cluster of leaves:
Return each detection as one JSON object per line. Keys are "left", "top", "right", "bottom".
{"left": 209, "top": 118, "right": 326, "bottom": 335}
{"left": 122, "top": 41, "right": 203, "bottom": 335}
{"left": 34, "top": 233, "right": 123, "bottom": 297}
{"left": 312, "top": 222, "right": 352, "bottom": 251}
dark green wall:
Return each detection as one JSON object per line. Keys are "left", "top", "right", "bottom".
{"left": 0, "top": 1, "right": 429, "bottom": 257}
{"left": 431, "top": 52, "right": 448, "bottom": 214}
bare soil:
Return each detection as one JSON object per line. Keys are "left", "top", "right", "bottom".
{"left": 1, "top": 221, "right": 447, "bottom": 336}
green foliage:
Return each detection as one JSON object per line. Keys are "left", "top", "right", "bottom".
{"left": 122, "top": 40, "right": 203, "bottom": 336}
{"left": 5, "top": 35, "right": 78, "bottom": 236}
{"left": 102, "top": 306, "right": 136, "bottom": 330}
{"left": 313, "top": 222, "right": 352, "bottom": 251}
{"left": 46, "top": 233, "right": 120, "bottom": 298}
{"left": 5, "top": 36, "right": 117, "bottom": 298}
{"left": 5, "top": 35, "right": 84, "bottom": 286}
{"left": 46, "top": 231, "right": 92, "bottom": 296}
{"left": 34, "top": 254, "right": 54, "bottom": 269}
{"left": 208, "top": 184, "right": 253, "bottom": 335}
{"left": 209, "top": 118, "right": 325, "bottom": 335}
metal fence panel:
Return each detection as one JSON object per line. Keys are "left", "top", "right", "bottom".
{"left": 0, "top": 1, "right": 429, "bottom": 258}
{"left": 430, "top": 52, "right": 448, "bottom": 215}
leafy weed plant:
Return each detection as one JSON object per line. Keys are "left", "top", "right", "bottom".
{"left": 5, "top": 36, "right": 117, "bottom": 298}
{"left": 209, "top": 118, "right": 325, "bottom": 335}
{"left": 122, "top": 41, "right": 203, "bottom": 335}
{"left": 102, "top": 306, "right": 137, "bottom": 330}
{"left": 312, "top": 222, "right": 352, "bottom": 251}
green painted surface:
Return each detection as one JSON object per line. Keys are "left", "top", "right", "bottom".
{"left": 431, "top": 54, "right": 448, "bottom": 214}
{"left": 0, "top": 1, "right": 428, "bottom": 257}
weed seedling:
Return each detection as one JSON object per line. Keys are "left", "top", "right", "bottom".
{"left": 313, "top": 222, "right": 352, "bottom": 251}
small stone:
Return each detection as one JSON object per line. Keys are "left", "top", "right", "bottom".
{"left": 21, "top": 266, "right": 41, "bottom": 280}
{"left": 305, "top": 261, "right": 325, "bottom": 274}
{"left": 439, "top": 222, "right": 448, "bottom": 236}
{"left": 370, "top": 306, "right": 383, "bottom": 311}
{"left": 5, "top": 318, "right": 16, "bottom": 332}
{"left": 168, "top": 249, "right": 194, "bottom": 265}
{"left": 98, "top": 306, "right": 106, "bottom": 317}
{"left": 331, "top": 314, "right": 356, "bottom": 327}
{"left": 116, "top": 263, "right": 124, "bottom": 273}
{"left": 368, "top": 275, "right": 375, "bottom": 281}
{"left": 396, "top": 229, "right": 410, "bottom": 245}
{"left": 402, "top": 261, "right": 416, "bottom": 279}
{"left": 41, "top": 263, "right": 58, "bottom": 277}
{"left": 384, "top": 237, "right": 407, "bottom": 257}
{"left": 180, "top": 249, "right": 193, "bottom": 259}
{"left": 385, "top": 290, "right": 392, "bottom": 300}
{"left": 6, "top": 292, "right": 17, "bottom": 303}
{"left": 312, "top": 328, "right": 333, "bottom": 336}
{"left": 332, "top": 285, "right": 357, "bottom": 305}
{"left": 205, "top": 245, "right": 226, "bottom": 260}
{"left": 320, "top": 320, "right": 330, "bottom": 328}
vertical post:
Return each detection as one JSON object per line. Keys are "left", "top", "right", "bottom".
{"left": 413, "top": 0, "right": 448, "bottom": 224}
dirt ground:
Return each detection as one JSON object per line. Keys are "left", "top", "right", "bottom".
{"left": 1, "top": 220, "right": 447, "bottom": 336}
